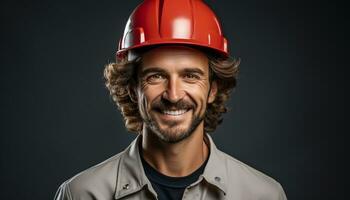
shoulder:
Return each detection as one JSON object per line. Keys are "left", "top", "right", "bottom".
{"left": 54, "top": 151, "right": 125, "bottom": 200}
{"left": 218, "top": 150, "right": 287, "bottom": 199}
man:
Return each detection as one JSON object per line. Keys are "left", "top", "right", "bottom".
{"left": 54, "top": 0, "right": 287, "bottom": 199}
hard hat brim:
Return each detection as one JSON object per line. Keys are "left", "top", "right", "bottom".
{"left": 117, "top": 38, "right": 229, "bottom": 59}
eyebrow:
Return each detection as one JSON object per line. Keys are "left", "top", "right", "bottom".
{"left": 182, "top": 68, "right": 205, "bottom": 76}
{"left": 140, "top": 67, "right": 167, "bottom": 78}
{"left": 140, "top": 67, "right": 205, "bottom": 77}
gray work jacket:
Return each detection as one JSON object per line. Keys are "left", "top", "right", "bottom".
{"left": 54, "top": 133, "right": 287, "bottom": 200}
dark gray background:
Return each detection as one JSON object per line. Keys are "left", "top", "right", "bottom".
{"left": 1, "top": 0, "right": 345, "bottom": 199}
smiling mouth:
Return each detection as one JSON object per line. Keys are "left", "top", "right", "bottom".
{"left": 154, "top": 108, "right": 192, "bottom": 116}
{"left": 161, "top": 109, "right": 190, "bottom": 116}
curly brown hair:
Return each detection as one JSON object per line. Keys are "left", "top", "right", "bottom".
{"left": 104, "top": 49, "right": 240, "bottom": 134}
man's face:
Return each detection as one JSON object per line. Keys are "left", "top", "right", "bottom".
{"left": 136, "top": 46, "right": 217, "bottom": 143}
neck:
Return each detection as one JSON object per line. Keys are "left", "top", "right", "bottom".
{"left": 140, "top": 123, "right": 209, "bottom": 177}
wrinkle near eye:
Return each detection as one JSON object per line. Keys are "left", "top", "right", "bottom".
{"left": 181, "top": 79, "right": 210, "bottom": 92}
{"left": 140, "top": 79, "right": 149, "bottom": 90}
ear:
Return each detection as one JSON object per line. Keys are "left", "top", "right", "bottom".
{"left": 208, "top": 81, "right": 218, "bottom": 104}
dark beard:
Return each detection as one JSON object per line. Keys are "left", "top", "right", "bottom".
{"left": 145, "top": 114, "right": 204, "bottom": 143}
{"left": 144, "top": 98, "right": 204, "bottom": 143}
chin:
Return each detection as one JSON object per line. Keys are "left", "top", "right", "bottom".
{"left": 154, "top": 126, "right": 193, "bottom": 143}
{"left": 145, "top": 114, "right": 204, "bottom": 143}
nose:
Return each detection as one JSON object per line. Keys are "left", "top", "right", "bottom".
{"left": 162, "top": 77, "right": 185, "bottom": 103}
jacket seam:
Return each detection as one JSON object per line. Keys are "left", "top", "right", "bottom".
{"left": 65, "top": 182, "right": 73, "bottom": 200}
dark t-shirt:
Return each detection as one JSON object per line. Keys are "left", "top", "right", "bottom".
{"left": 140, "top": 149, "right": 208, "bottom": 200}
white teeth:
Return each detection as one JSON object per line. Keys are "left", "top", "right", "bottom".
{"left": 162, "top": 109, "right": 187, "bottom": 115}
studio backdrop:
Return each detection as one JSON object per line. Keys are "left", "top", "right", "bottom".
{"left": 1, "top": 0, "right": 345, "bottom": 199}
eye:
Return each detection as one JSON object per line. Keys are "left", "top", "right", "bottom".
{"left": 184, "top": 73, "right": 200, "bottom": 80}
{"left": 146, "top": 73, "right": 165, "bottom": 83}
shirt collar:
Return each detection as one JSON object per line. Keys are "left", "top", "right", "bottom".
{"left": 114, "top": 134, "right": 155, "bottom": 199}
{"left": 201, "top": 133, "right": 228, "bottom": 195}
{"left": 114, "top": 133, "right": 227, "bottom": 199}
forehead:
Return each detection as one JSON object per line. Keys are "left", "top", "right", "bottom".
{"left": 140, "top": 46, "right": 209, "bottom": 72}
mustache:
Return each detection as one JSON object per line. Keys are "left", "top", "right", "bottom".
{"left": 152, "top": 99, "right": 194, "bottom": 111}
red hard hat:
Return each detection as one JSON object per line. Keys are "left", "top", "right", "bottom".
{"left": 117, "top": 0, "right": 229, "bottom": 59}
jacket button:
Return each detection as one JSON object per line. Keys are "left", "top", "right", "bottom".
{"left": 123, "top": 184, "right": 130, "bottom": 190}
{"left": 214, "top": 176, "right": 221, "bottom": 182}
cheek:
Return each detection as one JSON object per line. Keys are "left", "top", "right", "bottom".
{"left": 183, "top": 82, "right": 210, "bottom": 107}
{"left": 139, "top": 85, "right": 165, "bottom": 107}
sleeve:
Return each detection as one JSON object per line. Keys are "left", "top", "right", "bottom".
{"left": 54, "top": 181, "right": 72, "bottom": 200}
{"left": 278, "top": 183, "right": 288, "bottom": 200}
